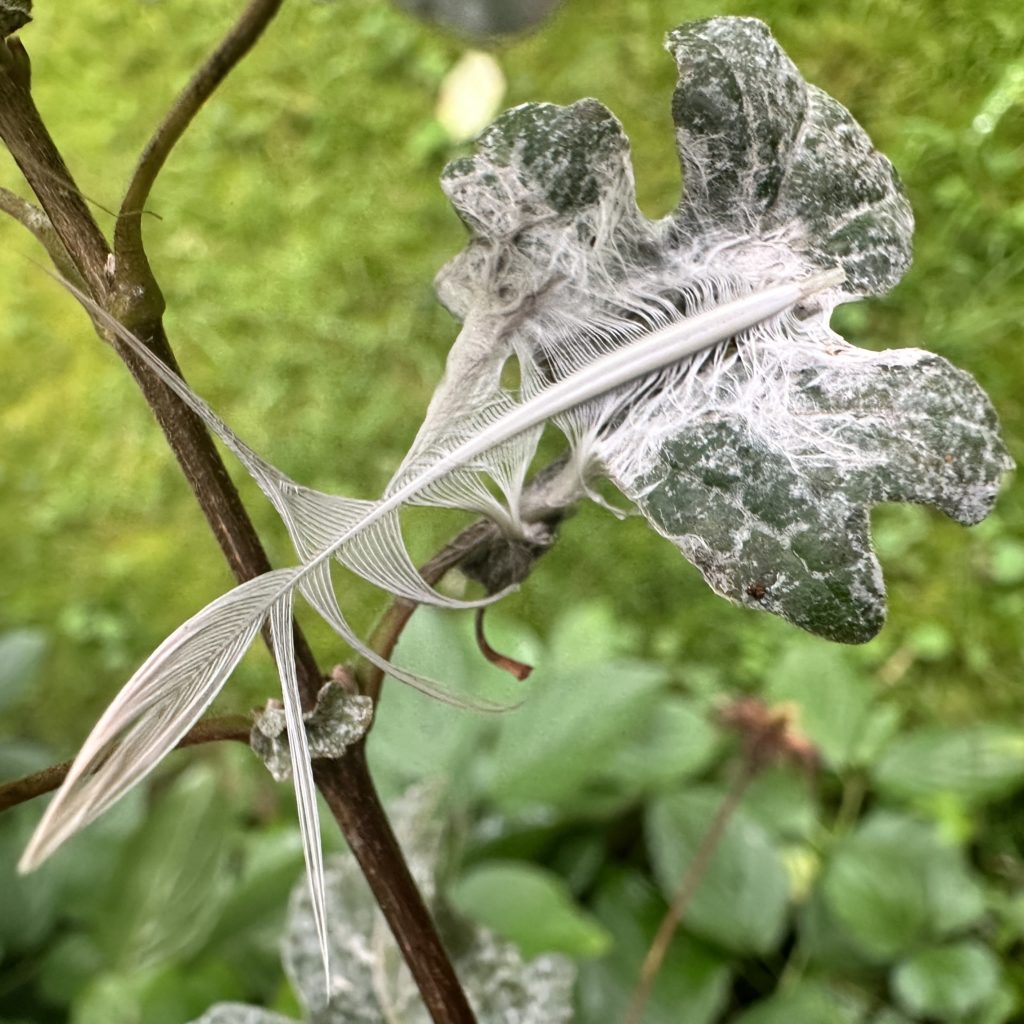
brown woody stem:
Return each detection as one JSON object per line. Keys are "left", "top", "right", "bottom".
{"left": 0, "top": 38, "right": 112, "bottom": 299}
{"left": 0, "top": 14, "right": 476, "bottom": 1022}
{"left": 0, "top": 714, "right": 253, "bottom": 813}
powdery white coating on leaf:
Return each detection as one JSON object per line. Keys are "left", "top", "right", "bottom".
{"left": 456, "top": 931, "right": 575, "bottom": 1024}
{"left": 277, "top": 784, "right": 575, "bottom": 1024}
{"left": 251, "top": 682, "right": 374, "bottom": 783}
{"left": 629, "top": 349, "right": 1012, "bottom": 642}
{"left": 666, "top": 17, "right": 914, "bottom": 298}
{"left": 434, "top": 15, "right": 1012, "bottom": 643}
{"left": 191, "top": 1008, "right": 296, "bottom": 1024}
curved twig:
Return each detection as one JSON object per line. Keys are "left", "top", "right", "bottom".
{"left": 356, "top": 462, "right": 572, "bottom": 703}
{"left": 0, "top": 714, "right": 253, "bottom": 813}
{"left": 0, "top": 39, "right": 112, "bottom": 299}
{"left": 1, "top": 184, "right": 56, "bottom": 247}
{"left": 625, "top": 764, "right": 755, "bottom": 1024}
{"left": 114, "top": 0, "right": 284, "bottom": 274}
{"left": 357, "top": 519, "right": 500, "bottom": 704}
{"left": 0, "top": 185, "right": 84, "bottom": 286}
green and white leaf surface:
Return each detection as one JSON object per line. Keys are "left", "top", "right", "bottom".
{"left": 191, "top": 784, "right": 575, "bottom": 1024}
{"left": 437, "top": 16, "right": 1011, "bottom": 642}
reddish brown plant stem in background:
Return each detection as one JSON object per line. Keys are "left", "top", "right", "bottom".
{"left": 626, "top": 699, "right": 819, "bottom": 1024}
{"left": 624, "top": 764, "right": 757, "bottom": 1024}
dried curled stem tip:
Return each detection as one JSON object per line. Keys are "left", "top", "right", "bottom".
{"left": 474, "top": 608, "right": 533, "bottom": 681}
{"left": 717, "top": 696, "right": 821, "bottom": 774}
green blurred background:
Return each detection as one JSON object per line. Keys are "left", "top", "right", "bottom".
{"left": 0, "top": 1, "right": 1022, "bottom": 1021}
{"left": 1, "top": 0, "right": 1022, "bottom": 736}
{"left": 2, "top": 0, "right": 1022, "bottom": 742}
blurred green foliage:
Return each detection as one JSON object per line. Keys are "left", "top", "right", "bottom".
{"left": 0, "top": 0, "right": 1022, "bottom": 1020}
{"left": 4, "top": 608, "right": 1024, "bottom": 1021}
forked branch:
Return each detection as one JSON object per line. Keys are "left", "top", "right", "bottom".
{"left": 114, "top": 0, "right": 284, "bottom": 277}
{"left": 0, "top": 37, "right": 111, "bottom": 298}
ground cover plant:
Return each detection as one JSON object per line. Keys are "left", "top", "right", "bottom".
{"left": 1, "top": 1, "right": 1021, "bottom": 1022}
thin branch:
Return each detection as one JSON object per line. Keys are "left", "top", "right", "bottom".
{"left": 0, "top": 714, "right": 252, "bottom": 813}
{"left": 0, "top": 184, "right": 57, "bottom": 250}
{"left": 0, "top": 186, "right": 90, "bottom": 292}
{"left": 625, "top": 764, "right": 756, "bottom": 1024}
{"left": 357, "top": 519, "right": 500, "bottom": 704}
{"left": 114, "top": 0, "right": 284, "bottom": 275}
{"left": 0, "top": 38, "right": 112, "bottom": 299}
{"left": 356, "top": 462, "right": 571, "bottom": 703}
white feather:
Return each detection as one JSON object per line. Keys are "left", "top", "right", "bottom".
{"left": 25, "top": 266, "right": 842, "bottom": 984}
{"left": 19, "top": 569, "right": 298, "bottom": 872}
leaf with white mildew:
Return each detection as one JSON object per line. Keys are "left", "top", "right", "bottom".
{"left": 190, "top": 784, "right": 576, "bottom": 1024}
{"left": 436, "top": 16, "right": 1011, "bottom": 643}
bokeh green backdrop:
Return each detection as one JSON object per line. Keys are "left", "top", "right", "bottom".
{"left": 1, "top": 2, "right": 1023, "bottom": 1022}
{"left": 1, "top": 0, "right": 1021, "bottom": 746}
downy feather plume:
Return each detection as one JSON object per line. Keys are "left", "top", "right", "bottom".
{"left": 20, "top": 262, "right": 842, "bottom": 981}
{"left": 20, "top": 16, "right": 1011, "bottom": 990}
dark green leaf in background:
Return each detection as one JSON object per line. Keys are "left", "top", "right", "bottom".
{"left": 96, "top": 765, "right": 231, "bottom": 971}
{"left": 822, "top": 813, "right": 985, "bottom": 961}
{"left": 0, "top": 805, "right": 61, "bottom": 953}
{"left": 891, "top": 941, "right": 1001, "bottom": 1021}
{"left": 798, "top": 884, "right": 876, "bottom": 974}
{"left": 599, "top": 697, "right": 720, "bottom": 797}
{"left": 647, "top": 788, "right": 789, "bottom": 955}
{"left": 0, "top": 628, "right": 47, "bottom": 713}
{"left": 577, "top": 869, "right": 730, "bottom": 1024}
{"left": 486, "top": 658, "right": 668, "bottom": 812}
{"left": 741, "top": 767, "right": 818, "bottom": 842}
{"left": 448, "top": 860, "right": 611, "bottom": 958}
{"left": 74, "top": 959, "right": 248, "bottom": 1024}
{"left": 730, "top": 979, "right": 865, "bottom": 1024}
{"left": 763, "top": 641, "right": 874, "bottom": 769}
{"left": 873, "top": 724, "right": 1024, "bottom": 803}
